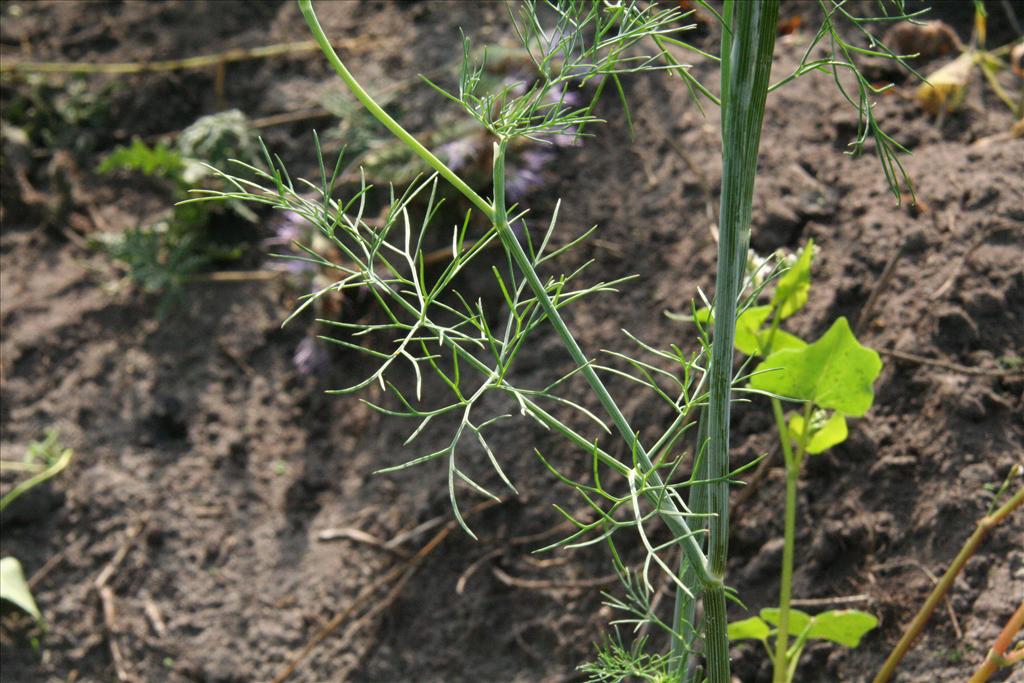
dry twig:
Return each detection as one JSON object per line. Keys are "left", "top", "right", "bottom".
{"left": 91, "top": 517, "right": 148, "bottom": 683}
{"left": 879, "top": 347, "right": 1024, "bottom": 379}
{"left": 271, "top": 498, "right": 505, "bottom": 683}
{"left": 855, "top": 240, "right": 906, "bottom": 336}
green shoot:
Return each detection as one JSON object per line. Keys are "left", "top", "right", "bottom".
{"left": 693, "top": 241, "right": 883, "bottom": 682}
{"left": 0, "top": 430, "right": 74, "bottom": 625}
{"left": 0, "top": 429, "right": 73, "bottom": 513}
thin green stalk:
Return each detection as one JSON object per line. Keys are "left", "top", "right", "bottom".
{"left": 772, "top": 400, "right": 811, "bottom": 683}
{"left": 298, "top": 0, "right": 716, "bottom": 587}
{"left": 491, "top": 140, "right": 711, "bottom": 583}
{"left": 674, "top": 411, "right": 709, "bottom": 682}
{"left": 703, "top": 2, "right": 779, "bottom": 680}
{"left": 0, "top": 448, "right": 73, "bottom": 513}
{"left": 298, "top": 1, "right": 492, "bottom": 220}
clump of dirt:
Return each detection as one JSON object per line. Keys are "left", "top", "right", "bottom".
{"left": 1, "top": 2, "right": 1022, "bottom": 683}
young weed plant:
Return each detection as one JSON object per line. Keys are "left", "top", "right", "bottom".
{"left": 96, "top": 110, "right": 259, "bottom": 306}
{"left": 709, "top": 242, "right": 883, "bottom": 682}
{"left": 0, "top": 430, "right": 74, "bottom": 625}
{"left": 189, "top": 1, "right": 921, "bottom": 680}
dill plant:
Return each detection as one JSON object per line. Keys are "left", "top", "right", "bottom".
{"left": 188, "top": 1, "right": 924, "bottom": 679}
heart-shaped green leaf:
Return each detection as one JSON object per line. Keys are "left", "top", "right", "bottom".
{"left": 1, "top": 556, "right": 41, "bottom": 621}
{"left": 762, "top": 329, "right": 807, "bottom": 356}
{"left": 698, "top": 305, "right": 806, "bottom": 357}
{"left": 806, "top": 609, "right": 878, "bottom": 647}
{"left": 734, "top": 306, "right": 772, "bottom": 355}
{"left": 789, "top": 411, "right": 848, "bottom": 454}
{"left": 750, "top": 317, "right": 882, "bottom": 416}
{"left": 772, "top": 240, "right": 814, "bottom": 319}
{"left": 728, "top": 616, "right": 771, "bottom": 641}
{"left": 760, "top": 607, "right": 812, "bottom": 633}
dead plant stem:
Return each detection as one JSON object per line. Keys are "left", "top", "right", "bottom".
{"left": 873, "top": 484, "right": 1024, "bottom": 683}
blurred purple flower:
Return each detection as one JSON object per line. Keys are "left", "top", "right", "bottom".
{"left": 437, "top": 137, "right": 478, "bottom": 172}
{"left": 506, "top": 148, "right": 556, "bottom": 202}
{"left": 263, "top": 211, "right": 312, "bottom": 248}
{"left": 293, "top": 336, "right": 330, "bottom": 376}
{"left": 268, "top": 257, "right": 317, "bottom": 276}
{"left": 550, "top": 131, "right": 582, "bottom": 148}
{"left": 544, "top": 85, "right": 585, "bottom": 110}
{"left": 505, "top": 167, "right": 544, "bottom": 202}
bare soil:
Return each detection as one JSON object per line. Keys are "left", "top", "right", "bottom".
{"left": 1, "top": 2, "right": 1022, "bottom": 682}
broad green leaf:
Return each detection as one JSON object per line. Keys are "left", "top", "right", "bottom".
{"left": 694, "top": 305, "right": 806, "bottom": 357}
{"left": 806, "top": 609, "right": 878, "bottom": 647}
{"left": 760, "top": 607, "right": 812, "bottom": 634}
{"left": 0, "top": 556, "right": 41, "bottom": 621}
{"left": 750, "top": 317, "right": 882, "bottom": 417}
{"left": 772, "top": 240, "right": 814, "bottom": 319}
{"left": 734, "top": 306, "right": 772, "bottom": 355}
{"left": 762, "top": 329, "right": 807, "bottom": 356}
{"left": 789, "top": 411, "right": 848, "bottom": 454}
{"left": 728, "top": 616, "right": 771, "bottom": 641}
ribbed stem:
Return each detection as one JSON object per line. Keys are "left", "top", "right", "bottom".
{"left": 673, "top": 411, "right": 709, "bottom": 682}
{"left": 702, "top": 585, "right": 731, "bottom": 683}
{"left": 710, "top": 0, "right": 780, "bottom": 576}
{"left": 703, "top": 2, "right": 779, "bottom": 679}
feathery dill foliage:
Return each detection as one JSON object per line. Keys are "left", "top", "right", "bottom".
{"left": 425, "top": 0, "right": 695, "bottom": 140}
{"left": 187, "top": 0, "right": 925, "bottom": 680}
{"left": 771, "top": 0, "right": 928, "bottom": 199}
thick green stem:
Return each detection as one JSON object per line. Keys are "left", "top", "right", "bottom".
{"left": 703, "top": 2, "right": 779, "bottom": 680}
{"left": 703, "top": 585, "right": 731, "bottom": 683}
{"left": 709, "top": 0, "right": 780, "bottom": 572}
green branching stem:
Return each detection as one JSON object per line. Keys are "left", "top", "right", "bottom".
{"left": 703, "top": 2, "right": 779, "bottom": 681}
{"left": 297, "top": 0, "right": 718, "bottom": 589}
{"left": 298, "top": 0, "right": 492, "bottom": 220}
{"left": 491, "top": 139, "right": 712, "bottom": 586}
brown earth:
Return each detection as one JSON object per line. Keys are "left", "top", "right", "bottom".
{"left": 1, "top": 2, "right": 1022, "bottom": 682}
